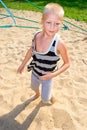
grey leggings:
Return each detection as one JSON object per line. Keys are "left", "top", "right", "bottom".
{"left": 30, "top": 73, "right": 53, "bottom": 102}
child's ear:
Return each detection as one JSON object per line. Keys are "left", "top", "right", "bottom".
{"left": 60, "top": 21, "right": 63, "bottom": 27}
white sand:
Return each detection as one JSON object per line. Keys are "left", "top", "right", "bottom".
{"left": 0, "top": 9, "right": 87, "bottom": 130}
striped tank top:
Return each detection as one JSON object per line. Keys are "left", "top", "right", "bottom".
{"left": 27, "top": 32, "right": 60, "bottom": 77}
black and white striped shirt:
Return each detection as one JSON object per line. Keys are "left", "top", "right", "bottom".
{"left": 27, "top": 33, "right": 60, "bottom": 77}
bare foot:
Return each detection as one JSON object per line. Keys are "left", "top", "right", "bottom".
{"left": 50, "top": 96, "right": 56, "bottom": 104}
{"left": 41, "top": 96, "right": 56, "bottom": 105}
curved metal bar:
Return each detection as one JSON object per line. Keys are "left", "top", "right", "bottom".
{"left": 0, "top": 0, "right": 16, "bottom": 26}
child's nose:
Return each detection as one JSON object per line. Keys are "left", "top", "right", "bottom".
{"left": 50, "top": 24, "right": 55, "bottom": 31}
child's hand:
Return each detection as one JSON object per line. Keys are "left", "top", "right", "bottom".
{"left": 17, "top": 64, "right": 24, "bottom": 74}
{"left": 39, "top": 72, "right": 54, "bottom": 80}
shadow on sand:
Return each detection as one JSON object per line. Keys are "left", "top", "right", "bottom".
{"left": 0, "top": 98, "right": 49, "bottom": 130}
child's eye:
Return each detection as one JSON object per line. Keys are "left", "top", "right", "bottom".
{"left": 56, "top": 23, "right": 60, "bottom": 25}
{"left": 46, "top": 21, "right": 51, "bottom": 24}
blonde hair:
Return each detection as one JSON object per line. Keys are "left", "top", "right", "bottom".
{"left": 42, "top": 3, "right": 64, "bottom": 20}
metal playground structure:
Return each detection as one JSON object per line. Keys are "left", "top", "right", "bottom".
{"left": 0, "top": 0, "right": 87, "bottom": 33}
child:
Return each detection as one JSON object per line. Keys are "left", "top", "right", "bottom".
{"left": 17, "top": 3, "right": 70, "bottom": 103}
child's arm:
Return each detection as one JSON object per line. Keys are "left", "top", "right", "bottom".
{"left": 17, "top": 47, "right": 32, "bottom": 73}
{"left": 39, "top": 39, "right": 70, "bottom": 80}
{"left": 54, "top": 39, "right": 70, "bottom": 75}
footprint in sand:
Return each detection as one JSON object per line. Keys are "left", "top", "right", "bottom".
{"left": 0, "top": 95, "right": 3, "bottom": 103}
{"left": 78, "top": 97, "right": 87, "bottom": 108}
{"left": 51, "top": 108, "right": 76, "bottom": 130}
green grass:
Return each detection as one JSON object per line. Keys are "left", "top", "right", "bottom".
{"left": 0, "top": 0, "right": 87, "bottom": 22}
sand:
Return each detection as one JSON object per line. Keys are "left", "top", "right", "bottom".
{"left": 0, "top": 9, "right": 87, "bottom": 130}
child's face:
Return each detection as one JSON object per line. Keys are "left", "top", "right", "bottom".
{"left": 42, "top": 12, "right": 62, "bottom": 37}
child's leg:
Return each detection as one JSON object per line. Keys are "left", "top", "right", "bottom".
{"left": 30, "top": 73, "right": 40, "bottom": 100}
{"left": 41, "top": 79, "right": 53, "bottom": 103}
